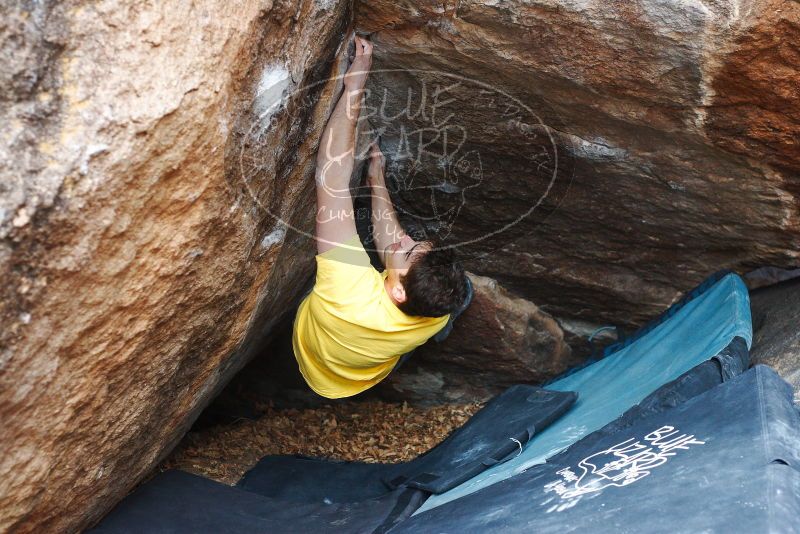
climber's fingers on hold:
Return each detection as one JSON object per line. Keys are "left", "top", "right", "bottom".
{"left": 354, "top": 35, "right": 372, "bottom": 57}
{"left": 344, "top": 35, "right": 372, "bottom": 89}
{"left": 369, "top": 140, "right": 382, "bottom": 157}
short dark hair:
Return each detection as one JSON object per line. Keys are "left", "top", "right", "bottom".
{"left": 397, "top": 242, "right": 468, "bottom": 318}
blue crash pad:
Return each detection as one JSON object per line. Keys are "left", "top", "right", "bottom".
{"left": 419, "top": 272, "right": 752, "bottom": 513}
{"left": 396, "top": 366, "right": 800, "bottom": 533}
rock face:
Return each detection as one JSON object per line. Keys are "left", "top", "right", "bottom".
{"left": 355, "top": 0, "right": 800, "bottom": 328}
{"left": 378, "top": 273, "right": 580, "bottom": 403}
{"left": 750, "top": 278, "right": 800, "bottom": 398}
{"left": 3, "top": 0, "right": 800, "bottom": 530}
{"left": 745, "top": 266, "right": 800, "bottom": 291}
{"left": 0, "top": 1, "right": 350, "bottom": 531}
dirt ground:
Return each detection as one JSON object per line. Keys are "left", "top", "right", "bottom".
{"left": 160, "top": 400, "right": 484, "bottom": 485}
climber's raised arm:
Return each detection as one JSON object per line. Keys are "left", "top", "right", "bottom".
{"left": 367, "top": 142, "right": 407, "bottom": 264}
{"left": 314, "top": 36, "right": 373, "bottom": 254}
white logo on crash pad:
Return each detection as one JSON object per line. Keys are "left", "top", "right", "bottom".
{"left": 544, "top": 425, "right": 705, "bottom": 501}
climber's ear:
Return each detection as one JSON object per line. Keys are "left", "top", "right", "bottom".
{"left": 392, "top": 283, "right": 407, "bottom": 304}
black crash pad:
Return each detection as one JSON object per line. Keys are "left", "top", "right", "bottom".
{"left": 393, "top": 365, "right": 800, "bottom": 533}
{"left": 237, "top": 456, "right": 392, "bottom": 503}
{"left": 89, "top": 469, "right": 425, "bottom": 534}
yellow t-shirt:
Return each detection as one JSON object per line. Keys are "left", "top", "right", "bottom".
{"left": 292, "top": 234, "right": 449, "bottom": 399}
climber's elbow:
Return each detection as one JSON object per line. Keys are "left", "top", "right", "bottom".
{"left": 315, "top": 162, "right": 353, "bottom": 192}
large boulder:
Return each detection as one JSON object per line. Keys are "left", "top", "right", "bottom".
{"left": 0, "top": 1, "right": 350, "bottom": 531}
{"left": 355, "top": 0, "right": 800, "bottom": 328}
{"left": 3, "top": 0, "right": 800, "bottom": 530}
{"left": 750, "top": 277, "right": 800, "bottom": 397}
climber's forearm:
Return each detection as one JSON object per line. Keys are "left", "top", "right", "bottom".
{"left": 315, "top": 87, "right": 363, "bottom": 192}
{"left": 370, "top": 182, "right": 405, "bottom": 255}
{"left": 313, "top": 35, "right": 372, "bottom": 254}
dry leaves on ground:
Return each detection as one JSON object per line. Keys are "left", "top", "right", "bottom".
{"left": 160, "top": 400, "right": 483, "bottom": 485}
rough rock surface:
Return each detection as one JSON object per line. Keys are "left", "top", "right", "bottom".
{"left": 745, "top": 266, "right": 800, "bottom": 290}
{"left": 355, "top": 0, "right": 800, "bottom": 328}
{"left": 750, "top": 279, "right": 800, "bottom": 399}
{"left": 4, "top": 0, "right": 800, "bottom": 530}
{"left": 378, "top": 273, "right": 580, "bottom": 404}
{"left": 0, "top": 1, "right": 350, "bottom": 531}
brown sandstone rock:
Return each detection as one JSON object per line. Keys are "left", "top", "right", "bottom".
{"left": 706, "top": 0, "right": 800, "bottom": 174}
{"left": 378, "top": 273, "right": 580, "bottom": 403}
{"left": 3, "top": 0, "right": 800, "bottom": 530}
{"left": 355, "top": 0, "right": 800, "bottom": 327}
{"left": 0, "top": 1, "right": 350, "bottom": 531}
{"left": 750, "top": 278, "right": 800, "bottom": 398}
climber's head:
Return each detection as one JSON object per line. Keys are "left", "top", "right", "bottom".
{"left": 383, "top": 235, "right": 468, "bottom": 318}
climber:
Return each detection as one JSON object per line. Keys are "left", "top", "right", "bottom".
{"left": 292, "top": 36, "right": 472, "bottom": 399}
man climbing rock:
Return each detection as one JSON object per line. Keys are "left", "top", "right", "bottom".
{"left": 292, "top": 36, "right": 472, "bottom": 399}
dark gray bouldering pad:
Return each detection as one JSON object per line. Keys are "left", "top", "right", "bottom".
{"left": 393, "top": 366, "right": 800, "bottom": 533}
{"left": 90, "top": 470, "right": 424, "bottom": 533}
